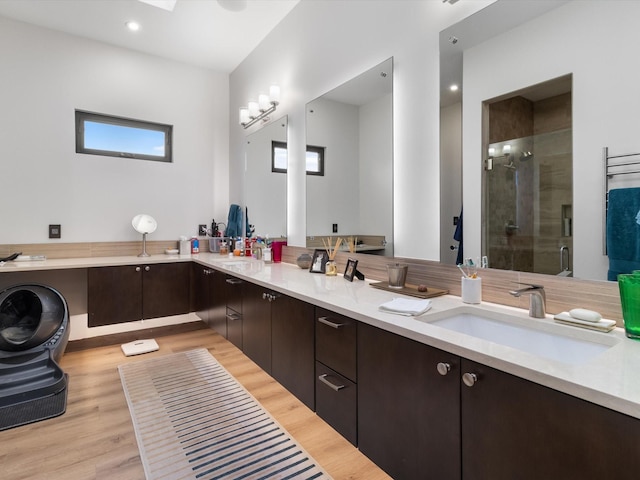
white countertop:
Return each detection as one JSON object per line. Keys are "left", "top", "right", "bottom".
{"left": 3, "top": 252, "right": 640, "bottom": 419}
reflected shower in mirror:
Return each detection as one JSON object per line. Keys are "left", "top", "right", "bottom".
{"left": 244, "top": 116, "right": 287, "bottom": 239}
{"left": 482, "top": 75, "right": 573, "bottom": 276}
{"left": 306, "top": 57, "right": 393, "bottom": 256}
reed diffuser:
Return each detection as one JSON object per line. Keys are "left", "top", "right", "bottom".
{"left": 322, "top": 237, "right": 341, "bottom": 276}
{"left": 344, "top": 236, "right": 357, "bottom": 253}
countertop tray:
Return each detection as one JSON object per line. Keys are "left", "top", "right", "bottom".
{"left": 370, "top": 281, "right": 449, "bottom": 299}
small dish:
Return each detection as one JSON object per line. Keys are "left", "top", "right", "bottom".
{"left": 165, "top": 249, "right": 179, "bottom": 255}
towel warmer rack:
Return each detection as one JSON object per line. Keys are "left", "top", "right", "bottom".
{"left": 603, "top": 146, "right": 640, "bottom": 254}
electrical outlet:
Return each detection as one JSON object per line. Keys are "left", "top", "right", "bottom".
{"left": 198, "top": 224, "right": 207, "bottom": 236}
{"left": 332, "top": 223, "right": 338, "bottom": 233}
{"left": 49, "top": 224, "right": 61, "bottom": 239}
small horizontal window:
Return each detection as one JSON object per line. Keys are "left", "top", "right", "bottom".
{"left": 271, "top": 141, "right": 325, "bottom": 176}
{"left": 75, "top": 110, "right": 172, "bottom": 163}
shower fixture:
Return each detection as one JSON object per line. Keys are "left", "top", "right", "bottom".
{"left": 503, "top": 157, "right": 516, "bottom": 169}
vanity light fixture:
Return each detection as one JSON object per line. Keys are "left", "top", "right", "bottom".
{"left": 239, "top": 85, "right": 280, "bottom": 129}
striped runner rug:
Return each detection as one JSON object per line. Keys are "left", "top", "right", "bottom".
{"left": 118, "top": 349, "right": 331, "bottom": 480}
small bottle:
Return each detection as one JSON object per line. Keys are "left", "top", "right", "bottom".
{"left": 263, "top": 247, "right": 272, "bottom": 263}
{"left": 219, "top": 241, "right": 228, "bottom": 256}
{"left": 191, "top": 237, "right": 199, "bottom": 254}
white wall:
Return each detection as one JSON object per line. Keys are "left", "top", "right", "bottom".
{"left": 440, "top": 102, "right": 462, "bottom": 265}
{"left": 244, "top": 117, "right": 287, "bottom": 238}
{"left": 359, "top": 93, "right": 393, "bottom": 255}
{"left": 462, "top": 1, "right": 640, "bottom": 280}
{"left": 229, "top": 0, "right": 494, "bottom": 259}
{"left": 306, "top": 98, "right": 360, "bottom": 237}
{"left": 0, "top": 16, "right": 229, "bottom": 244}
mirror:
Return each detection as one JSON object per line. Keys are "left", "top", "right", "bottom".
{"left": 306, "top": 57, "right": 393, "bottom": 256}
{"left": 439, "top": 0, "right": 633, "bottom": 281}
{"left": 244, "top": 116, "right": 288, "bottom": 239}
{"left": 132, "top": 214, "right": 157, "bottom": 257}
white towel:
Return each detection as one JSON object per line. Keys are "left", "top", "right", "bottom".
{"left": 379, "top": 298, "right": 433, "bottom": 316}
{"left": 553, "top": 312, "right": 616, "bottom": 332}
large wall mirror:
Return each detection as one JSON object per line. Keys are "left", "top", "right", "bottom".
{"left": 439, "top": 0, "right": 636, "bottom": 282}
{"left": 245, "top": 116, "right": 288, "bottom": 239}
{"left": 306, "top": 57, "right": 393, "bottom": 256}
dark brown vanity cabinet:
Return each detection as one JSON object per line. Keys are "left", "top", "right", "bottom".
{"left": 357, "top": 322, "right": 461, "bottom": 479}
{"left": 241, "top": 282, "right": 315, "bottom": 409}
{"left": 315, "top": 308, "right": 358, "bottom": 445}
{"left": 241, "top": 281, "right": 273, "bottom": 373}
{"left": 225, "top": 275, "right": 243, "bottom": 349}
{"left": 191, "top": 263, "right": 227, "bottom": 336}
{"left": 88, "top": 262, "right": 190, "bottom": 327}
{"left": 271, "top": 294, "right": 315, "bottom": 409}
{"left": 460, "top": 358, "right": 640, "bottom": 480}
{"left": 358, "top": 323, "right": 640, "bottom": 480}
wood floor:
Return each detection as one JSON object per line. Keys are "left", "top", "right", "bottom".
{"left": 0, "top": 325, "right": 391, "bottom": 480}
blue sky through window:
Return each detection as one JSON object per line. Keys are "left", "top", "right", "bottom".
{"left": 84, "top": 121, "right": 165, "bottom": 156}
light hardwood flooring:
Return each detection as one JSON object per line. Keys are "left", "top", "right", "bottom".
{"left": 0, "top": 326, "right": 390, "bottom": 480}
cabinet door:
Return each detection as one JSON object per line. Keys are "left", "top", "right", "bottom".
{"left": 271, "top": 294, "right": 315, "bottom": 409}
{"left": 241, "top": 282, "right": 272, "bottom": 374}
{"left": 190, "top": 263, "right": 209, "bottom": 322}
{"left": 142, "top": 262, "right": 190, "bottom": 319}
{"left": 461, "top": 358, "right": 640, "bottom": 480}
{"left": 358, "top": 322, "right": 461, "bottom": 480}
{"left": 209, "top": 269, "right": 227, "bottom": 338}
{"left": 88, "top": 265, "right": 142, "bottom": 327}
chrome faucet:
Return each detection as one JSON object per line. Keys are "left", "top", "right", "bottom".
{"left": 508, "top": 283, "right": 546, "bottom": 318}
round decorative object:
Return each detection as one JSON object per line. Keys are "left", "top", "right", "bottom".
{"left": 296, "top": 253, "right": 312, "bottom": 269}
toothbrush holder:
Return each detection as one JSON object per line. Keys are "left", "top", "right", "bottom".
{"left": 461, "top": 276, "right": 482, "bottom": 304}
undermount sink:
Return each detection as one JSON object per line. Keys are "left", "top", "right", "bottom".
{"left": 428, "top": 310, "right": 618, "bottom": 365}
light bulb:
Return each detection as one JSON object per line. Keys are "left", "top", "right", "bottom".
{"left": 269, "top": 85, "right": 280, "bottom": 104}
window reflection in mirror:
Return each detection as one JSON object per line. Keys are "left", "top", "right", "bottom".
{"left": 482, "top": 75, "right": 572, "bottom": 276}
{"left": 305, "top": 57, "right": 393, "bottom": 256}
{"left": 245, "top": 116, "right": 287, "bottom": 239}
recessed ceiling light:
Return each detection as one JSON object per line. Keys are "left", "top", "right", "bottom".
{"left": 125, "top": 21, "right": 141, "bottom": 32}
{"left": 450, "top": 84, "right": 459, "bottom": 92}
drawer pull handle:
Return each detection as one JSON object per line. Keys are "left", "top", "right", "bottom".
{"left": 318, "top": 374, "right": 345, "bottom": 391}
{"left": 226, "top": 278, "right": 242, "bottom": 285}
{"left": 437, "top": 362, "right": 451, "bottom": 376}
{"left": 135, "top": 266, "right": 141, "bottom": 272}
{"left": 318, "top": 316, "right": 346, "bottom": 329}
{"left": 462, "top": 372, "right": 478, "bottom": 387}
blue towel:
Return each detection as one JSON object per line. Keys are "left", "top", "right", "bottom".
{"left": 453, "top": 208, "right": 463, "bottom": 265}
{"left": 224, "top": 204, "right": 251, "bottom": 238}
{"left": 607, "top": 188, "right": 640, "bottom": 280}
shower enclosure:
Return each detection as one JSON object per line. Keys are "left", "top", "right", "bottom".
{"left": 482, "top": 76, "right": 573, "bottom": 275}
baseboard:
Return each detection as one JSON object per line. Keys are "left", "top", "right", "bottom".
{"left": 65, "top": 321, "right": 208, "bottom": 352}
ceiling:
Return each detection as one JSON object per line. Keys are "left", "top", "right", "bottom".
{"left": 0, "top": 0, "right": 300, "bottom": 73}
{"left": 439, "top": 0, "right": 569, "bottom": 107}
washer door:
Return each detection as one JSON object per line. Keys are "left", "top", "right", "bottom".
{"left": 0, "top": 286, "right": 65, "bottom": 352}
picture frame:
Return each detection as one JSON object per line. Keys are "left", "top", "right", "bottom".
{"left": 344, "top": 258, "right": 359, "bottom": 282}
{"left": 309, "top": 249, "right": 328, "bottom": 273}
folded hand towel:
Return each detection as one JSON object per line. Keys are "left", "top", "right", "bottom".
{"left": 379, "top": 298, "right": 433, "bottom": 316}
{"left": 553, "top": 312, "right": 616, "bottom": 332}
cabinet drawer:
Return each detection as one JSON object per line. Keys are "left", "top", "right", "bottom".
{"left": 226, "top": 307, "right": 242, "bottom": 349}
{"left": 315, "top": 361, "right": 357, "bottom": 446}
{"left": 225, "top": 275, "right": 243, "bottom": 313}
{"left": 316, "top": 308, "right": 357, "bottom": 381}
